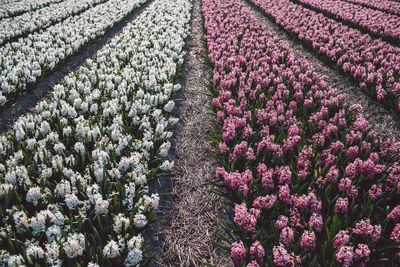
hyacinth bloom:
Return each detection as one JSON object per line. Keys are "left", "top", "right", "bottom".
{"left": 250, "top": 240, "right": 265, "bottom": 262}
{"left": 300, "top": 230, "right": 315, "bottom": 250}
{"left": 354, "top": 244, "right": 370, "bottom": 263}
{"left": 231, "top": 241, "right": 247, "bottom": 265}
{"left": 335, "top": 197, "right": 349, "bottom": 214}
{"left": 391, "top": 224, "right": 400, "bottom": 243}
{"left": 280, "top": 227, "right": 294, "bottom": 245}
{"left": 233, "top": 203, "right": 260, "bottom": 233}
{"left": 273, "top": 244, "right": 300, "bottom": 266}
{"left": 336, "top": 246, "right": 354, "bottom": 267}
{"left": 351, "top": 219, "right": 381, "bottom": 242}
{"left": 203, "top": 0, "right": 400, "bottom": 265}
{"left": 249, "top": 0, "right": 400, "bottom": 118}
{"left": 253, "top": 195, "right": 277, "bottom": 210}
{"left": 388, "top": 205, "right": 400, "bottom": 222}
{"left": 309, "top": 213, "right": 323, "bottom": 233}
{"left": 276, "top": 216, "right": 289, "bottom": 230}
{"left": 333, "top": 230, "right": 350, "bottom": 250}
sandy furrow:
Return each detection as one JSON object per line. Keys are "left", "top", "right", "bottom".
{"left": 242, "top": 0, "right": 400, "bottom": 140}
{"left": 153, "top": 0, "right": 231, "bottom": 266}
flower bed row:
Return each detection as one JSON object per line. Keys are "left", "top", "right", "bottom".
{"left": 248, "top": 0, "right": 400, "bottom": 119}
{"left": 0, "top": 0, "right": 108, "bottom": 46}
{"left": 343, "top": 0, "right": 400, "bottom": 17}
{"left": 0, "top": 0, "right": 191, "bottom": 265}
{"left": 0, "top": 0, "right": 64, "bottom": 20}
{"left": 291, "top": 0, "right": 400, "bottom": 43}
{"left": 202, "top": 0, "right": 400, "bottom": 265}
{"left": 0, "top": 0, "right": 15, "bottom": 4}
{"left": 0, "top": 0, "right": 147, "bottom": 109}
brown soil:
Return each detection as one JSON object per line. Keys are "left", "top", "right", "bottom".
{"left": 152, "top": 0, "right": 232, "bottom": 266}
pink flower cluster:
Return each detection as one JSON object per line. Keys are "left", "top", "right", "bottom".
{"left": 388, "top": 205, "right": 400, "bottom": 222}
{"left": 391, "top": 224, "right": 400, "bottom": 243}
{"left": 250, "top": 241, "right": 265, "bottom": 262}
{"left": 234, "top": 203, "right": 260, "bottom": 232}
{"left": 335, "top": 197, "right": 349, "bottom": 214}
{"left": 202, "top": 0, "right": 400, "bottom": 265}
{"left": 336, "top": 246, "right": 354, "bottom": 267}
{"left": 352, "top": 219, "right": 381, "bottom": 242}
{"left": 273, "top": 244, "right": 301, "bottom": 266}
{"left": 336, "top": 244, "right": 371, "bottom": 267}
{"left": 231, "top": 241, "right": 246, "bottom": 265}
{"left": 300, "top": 230, "right": 315, "bottom": 249}
{"left": 334, "top": 230, "right": 350, "bottom": 249}
{"left": 216, "top": 168, "right": 253, "bottom": 197}
{"left": 250, "top": 0, "right": 400, "bottom": 117}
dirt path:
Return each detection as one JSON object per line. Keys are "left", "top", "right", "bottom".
{"left": 241, "top": 0, "right": 400, "bottom": 140}
{"left": 154, "top": 0, "right": 231, "bottom": 266}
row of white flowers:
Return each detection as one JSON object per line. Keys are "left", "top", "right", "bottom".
{"left": 0, "top": 0, "right": 107, "bottom": 45}
{"left": 0, "top": 0, "right": 147, "bottom": 108}
{"left": 0, "top": 0, "right": 191, "bottom": 265}
{"left": 0, "top": 0, "right": 64, "bottom": 19}
{"left": 0, "top": 0, "right": 16, "bottom": 4}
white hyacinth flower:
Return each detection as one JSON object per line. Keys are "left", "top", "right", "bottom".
{"left": 133, "top": 213, "right": 147, "bottom": 229}
{"left": 163, "top": 100, "right": 175, "bottom": 113}
{"left": 103, "top": 240, "right": 120, "bottom": 259}
{"left": 63, "top": 233, "right": 85, "bottom": 259}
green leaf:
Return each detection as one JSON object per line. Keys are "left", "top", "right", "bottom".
{"left": 7, "top": 236, "right": 15, "bottom": 253}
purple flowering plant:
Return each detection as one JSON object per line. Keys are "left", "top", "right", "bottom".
{"left": 202, "top": 0, "right": 400, "bottom": 265}
{"left": 249, "top": 0, "right": 400, "bottom": 120}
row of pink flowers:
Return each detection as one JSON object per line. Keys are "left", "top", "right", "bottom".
{"left": 250, "top": 0, "right": 400, "bottom": 116}
{"left": 293, "top": 0, "right": 400, "bottom": 40}
{"left": 343, "top": 0, "right": 400, "bottom": 16}
{"left": 202, "top": 0, "right": 400, "bottom": 266}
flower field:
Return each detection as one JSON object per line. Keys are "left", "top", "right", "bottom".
{"left": 0, "top": 0, "right": 108, "bottom": 45}
{"left": 0, "top": 0, "right": 147, "bottom": 108}
{"left": 249, "top": 0, "right": 400, "bottom": 119}
{"left": 0, "top": 0, "right": 191, "bottom": 265}
{"left": 1, "top": 0, "right": 400, "bottom": 266}
{"left": 343, "top": 0, "right": 400, "bottom": 16}
{"left": 203, "top": 0, "right": 400, "bottom": 265}
{"left": 291, "top": 0, "right": 400, "bottom": 42}
{"left": 0, "top": 0, "right": 64, "bottom": 19}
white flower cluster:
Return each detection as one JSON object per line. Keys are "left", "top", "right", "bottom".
{"left": 124, "top": 235, "right": 144, "bottom": 266}
{"left": 0, "top": 0, "right": 107, "bottom": 45}
{"left": 0, "top": 0, "right": 63, "bottom": 19}
{"left": 63, "top": 233, "right": 85, "bottom": 259}
{"left": 0, "top": 0, "right": 148, "bottom": 107}
{"left": 0, "top": 0, "right": 191, "bottom": 265}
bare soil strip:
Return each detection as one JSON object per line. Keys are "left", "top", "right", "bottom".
{"left": 242, "top": 0, "right": 400, "bottom": 140}
{"left": 153, "top": 0, "right": 231, "bottom": 266}
{"left": 0, "top": 0, "right": 154, "bottom": 133}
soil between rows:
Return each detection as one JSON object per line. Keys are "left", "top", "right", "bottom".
{"left": 148, "top": 0, "right": 231, "bottom": 266}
